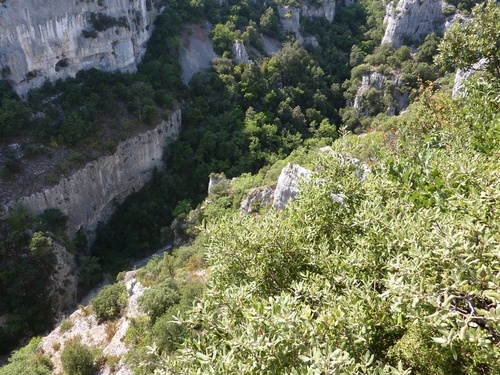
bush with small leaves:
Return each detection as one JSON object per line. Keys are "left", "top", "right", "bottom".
{"left": 61, "top": 341, "right": 96, "bottom": 375}
{"left": 92, "top": 283, "right": 127, "bottom": 322}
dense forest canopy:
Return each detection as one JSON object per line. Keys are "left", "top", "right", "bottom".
{"left": 2, "top": 0, "right": 500, "bottom": 373}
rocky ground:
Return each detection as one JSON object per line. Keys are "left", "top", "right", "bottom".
{"left": 39, "top": 270, "right": 146, "bottom": 375}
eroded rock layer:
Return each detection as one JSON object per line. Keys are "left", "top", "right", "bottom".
{"left": 5, "top": 109, "right": 181, "bottom": 241}
{"left": 0, "top": 0, "right": 163, "bottom": 96}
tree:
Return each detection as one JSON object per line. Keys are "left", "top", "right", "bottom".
{"left": 437, "top": 1, "right": 500, "bottom": 78}
{"left": 139, "top": 279, "right": 180, "bottom": 323}
{"left": 211, "top": 23, "right": 236, "bottom": 56}
{"left": 259, "top": 7, "right": 279, "bottom": 37}
{"left": 0, "top": 98, "right": 32, "bottom": 139}
{"left": 29, "top": 232, "right": 52, "bottom": 256}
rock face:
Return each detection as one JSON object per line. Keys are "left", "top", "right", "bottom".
{"left": 272, "top": 163, "right": 312, "bottom": 209}
{"left": 277, "top": 0, "right": 335, "bottom": 43}
{"left": 39, "top": 270, "right": 146, "bottom": 375}
{"left": 208, "top": 172, "right": 230, "bottom": 196}
{"left": 452, "top": 59, "right": 485, "bottom": 98}
{"left": 5, "top": 109, "right": 181, "bottom": 242}
{"left": 50, "top": 242, "right": 78, "bottom": 315}
{"left": 179, "top": 22, "right": 217, "bottom": 84}
{"left": 232, "top": 41, "right": 250, "bottom": 64}
{"left": 240, "top": 186, "right": 275, "bottom": 214}
{"left": 382, "top": 0, "right": 444, "bottom": 47}
{"left": 0, "top": 0, "right": 163, "bottom": 97}
{"left": 278, "top": 5, "right": 302, "bottom": 35}
{"left": 301, "top": 0, "right": 336, "bottom": 22}
{"left": 353, "top": 71, "right": 409, "bottom": 116}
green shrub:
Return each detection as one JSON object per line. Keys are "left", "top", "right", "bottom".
{"left": 60, "top": 319, "right": 74, "bottom": 332}
{"left": 92, "top": 283, "right": 127, "bottom": 322}
{"left": 61, "top": 342, "right": 96, "bottom": 375}
{"left": 139, "top": 279, "right": 180, "bottom": 322}
{"left": 0, "top": 338, "right": 52, "bottom": 375}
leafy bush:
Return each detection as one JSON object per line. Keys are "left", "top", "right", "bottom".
{"left": 139, "top": 279, "right": 180, "bottom": 322}
{"left": 0, "top": 338, "right": 52, "bottom": 375}
{"left": 92, "top": 283, "right": 127, "bottom": 322}
{"left": 89, "top": 13, "right": 128, "bottom": 32}
{"left": 61, "top": 341, "right": 96, "bottom": 375}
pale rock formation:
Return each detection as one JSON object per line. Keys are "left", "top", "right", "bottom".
{"left": 240, "top": 185, "right": 275, "bottom": 214}
{"left": 4, "top": 109, "right": 181, "bottom": 242}
{"left": 272, "top": 163, "right": 312, "bottom": 209}
{"left": 382, "top": 0, "right": 444, "bottom": 48}
{"left": 208, "top": 172, "right": 230, "bottom": 196}
{"left": 277, "top": 0, "right": 336, "bottom": 44}
{"left": 278, "top": 5, "right": 301, "bottom": 35}
{"left": 353, "top": 71, "right": 409, "bottom": 116}
{"left": 232, "top": 40, "right": 251, "bottom": 64}
{"left": 39, "top": 270, "right": 146, "bottom": 375}
{"left": 262, "top": 36, "right": 282, "bottom": 56}
{"left": 50, "top": 242, "right": 78, "bottom": 315}
{"left": 301, "top": 0, "right": 336, "bottom": 22}
{"left": 0, "top": 0, "right": 164, "bottom": 97}
{"left": 179, "top": 22, "right": 217, "bottom": 84}
{"left": 452, "top": 59, "right": 486, "bottom": 98}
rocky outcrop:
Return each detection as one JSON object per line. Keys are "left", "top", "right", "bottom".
{"left": 301, "top": 0, "right": 336, "bottom": 22}
{"left": 180, "top": 22, "right": 217, "bottom": 84}
{"left": 353, "top": 71, "right": 409, "bottom": 116}
{"left": 39, "top": 270, "right": 146, "bottom": 375}
{"left": 208, "top": 172, "right": 230, "bottom": 196}
{"left": 0, "top": 0, "right": 163, "bottom": 97}
{"left": 278, "top": 5, "right": 301, "bottom": 35}
{"left": 233, "top": 41, "right": 250, "bottom": 64}
{"left": 272, "top": 163, "right": 312, "bottom": 209}
{"left": 240, "top": 186, "right": 275, "bottom": 214}
{"left": 382, "top": 0, "right": 444, "bottom": 47}
{"left": 277, "top": 0, "right": 335, "bottom": 43}
{"left": 452, "top": 59, "right": 486, "bottom": 98}
{"left": 50, "top": 242, "right": 78, "bottom": 315}
{"left": 5, "top": 109, "right": 181, "bottom": 242}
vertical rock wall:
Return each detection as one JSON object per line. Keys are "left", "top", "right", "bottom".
{"left": 277, "top": 0, "right": 336, "bottom": 43}
{"left": 7, "top": 109, "right": 181, "bottom": 241}
{"left": 382, "top": 0, "right": 444, "bottom": 47}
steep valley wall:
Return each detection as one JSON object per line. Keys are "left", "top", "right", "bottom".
{"left": 5, "top": 109, "right": 181, "bottom": 242}
{"left": 0, "top": 0, "right": 163, "bottom": 97}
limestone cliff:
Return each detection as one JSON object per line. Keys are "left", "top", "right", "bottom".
{"left": 5, "top": 109, "right": 181, "bottom": 242}
{"left": 277, "top": 0, "right": 335, "bottom": 44}
{"left": 50, "top": 242, "right": 78, "bottom": 315}
{"left": 353, "top": 71, "right": 409, "bottom": 116}
{"left": 232, "top": 41, "right": 250, "bottom": 65}
{"left": 382, "top": 0, "right": 444, "bottom": 47}
{"left": 0, "top": 0, "right": 163, "bottom": 97}
{"left": 39, "top": 270, "right": 146, "bottom": 375}
{"left": 272, "top": 163, "right": 313, "bottom": 210}
{"left": 179, "top": 22, "right": 217, "bottom": 84}
{"left": 452, "top": 59, "right": 486, "bottom": 98}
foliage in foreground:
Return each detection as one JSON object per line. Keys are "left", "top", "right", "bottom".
{"left": 152, "top": 78, "right": 500, "bottom": 374}
{"left": 0, "top": 338, "right": 52, "bottom": 375}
